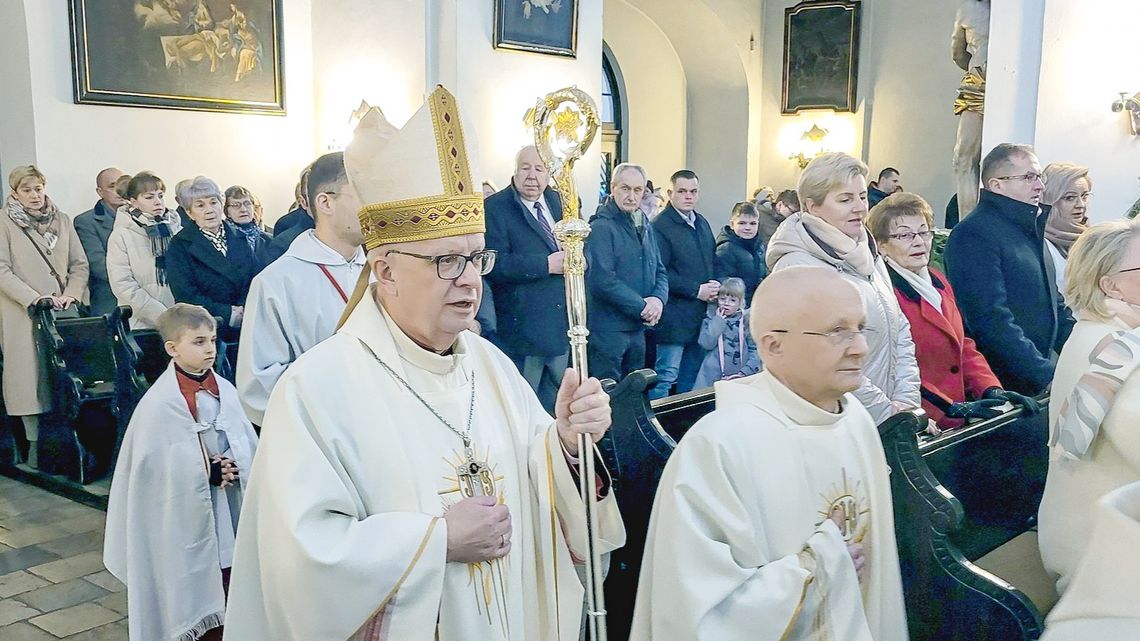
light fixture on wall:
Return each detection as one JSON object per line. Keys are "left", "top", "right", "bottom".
{"left": 1111, "top": 92, "right": 1140, "bottom": 136}
{"left": 326, "top": 100, "right": 372, "bottom": 151}
{"left": 788, "top": 124, "right": 830, "bottom": 169}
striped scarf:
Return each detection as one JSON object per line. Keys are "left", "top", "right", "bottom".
{"left": 201, "top": 225, "right": 227, "bottom": 256}
{"left": 1052, "top": 300, "right": 1140, "bottom": 460}
{"left": 7, "top": 194, "right": 62, "bottom": 250}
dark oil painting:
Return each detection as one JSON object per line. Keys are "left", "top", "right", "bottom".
{"left": 69, "top": 0, "right": 285, "bottom": 114}
{"left": 494, "top": 0, "right": 579, "bottom": 58}
{"left": 782, "top": 0, "right": 861, "bottom": 114}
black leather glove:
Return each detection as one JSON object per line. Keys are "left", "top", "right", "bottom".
{"left": 945, "top": 398, "right": 1004, "bottom": 421}
{"left": 984, "top": 387, "right": 1042, "bottom": 415}
{"left": 208, "top": 459, "right": 224, "bottom": 487}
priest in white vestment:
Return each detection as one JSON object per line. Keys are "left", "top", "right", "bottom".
{"left": 236, "top": 151, "right": 366, "bottom": 425}
{"left": 1039, "top": 480, "right": 1140, "bottom": 641}
{"left": 630, "top": 266, "right": 908, "bottom": 641}
{"left": 223, "top": 86, "right": 625, "bottom": 641}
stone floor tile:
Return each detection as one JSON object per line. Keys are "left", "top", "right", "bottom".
{"left": 54, "top": 514, "right": 106, "bottom": 536}
{"left": 81, "top": 571, "right": 123, "bottom": 594}
{"left": 0, "top": 571, "right": 51, "bottom": 599}
{"left": 0, "top": 621, "right": 58, "bottom": 641}
{"left": 62, "top": 618, "right": 128, "bottom": 641}
{"left": 0, "top": 524, "right": 72, "bottom": 549}
{"left": 28, "top": 552, "right": 105, "bottom": 584}
{"left": 37, "top": 531, "right": 103, "bottom": 558}
{"left": 28, "top": 603, "right": 120, "bottom": 638}
{"left": 0, "top": 494, "right": 74, "bottom": 519}
{"left": 0, "top": 547, "right": 60, "bottom": 576}
{"left": 15, "top": 578, "right": 109, "bottom": 614}
{"left": 0, "top": 598, "right": 41, "bottom": 626}
{"left": 0, "top": 504, "right": 98, "bottom": 530}
{"left": 92, "top": 591, "right": 126, "bottom": 616}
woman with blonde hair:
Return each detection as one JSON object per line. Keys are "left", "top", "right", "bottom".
{"left": 1041, "top": 163, "right": 1093, "bottom": 294}
{"left": 0, "top": 165, "right": 90, "bottom": 468}
{"left": 1039, "top": 218, "right": 1140, "bottom": 594}
{"left": 766, "top": 152, "right": 920, "bottom": 422}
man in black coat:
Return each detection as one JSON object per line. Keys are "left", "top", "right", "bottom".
{"left": 649, "top": 170, "right": 719, "bottom": 398}
{"left": 485, "top": 145, "right": 568, "bottom": 411}
{"left": 73, "top": 167, "right": 126, "bottom": 316}
{"left": 584, "top": 163, "right": 668, "bottom": 383}
{"left": 714, "top": 201, "right": 767, "bottom": 307}
{"left": 868, "top": 167, "right": 902, "bottom": 207}
{"left": 944, "top": 143, "right": 1075, "bottom": 394}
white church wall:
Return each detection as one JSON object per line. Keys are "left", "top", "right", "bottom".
{"left": 1032, "top": 0, "right": 1140, "bottom": 222}
{"left": 1, "top": 0, "right": 316, "bottom": 225}
{"left": 603, "top": 0, "right": 688, "bottom": 191}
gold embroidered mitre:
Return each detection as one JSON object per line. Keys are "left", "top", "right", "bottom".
{"left": 345, "top": 85, "right": 485, "bottom": 250}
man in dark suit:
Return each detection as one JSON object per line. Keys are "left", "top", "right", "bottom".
{"left": 585, "top": 163, "right": 668, "bottom": 383}
{"left": 73, "top": 167, "right": 126, "bottom": 316}
{"left": 485, "top": 145, "right": 568, "bottom": 411}
{"left": 944, "top": 143, "right": 1075, "bottom": 394}
{"left": 649, "top": 170, "right": 719, "bottom": 398}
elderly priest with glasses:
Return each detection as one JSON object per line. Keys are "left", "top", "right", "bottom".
{"left": 223, "top": 86, "right": 625, "bottom": 641}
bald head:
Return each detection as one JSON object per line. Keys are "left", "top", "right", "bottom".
{"left": 95, "top": 167, "right": 126, "bottom": 209}
{"left": 751, "top": 267, "right": 868, "bottom": 411}
{"left": 513, "top": 145, "right": 549, "bottom": 200}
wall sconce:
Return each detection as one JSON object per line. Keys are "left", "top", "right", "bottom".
{"left": 789, "top": 124, "right": 830, "bottom": 169}
{"left": 326, "top": 100, "right": 372, "bottom": 151}
{"left": 1111, "top": 92, "right": 1140, "bottom": 136}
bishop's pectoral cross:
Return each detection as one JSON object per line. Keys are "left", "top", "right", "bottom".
{"left": 456, "top": 441, "right": 496, "bottom": 498}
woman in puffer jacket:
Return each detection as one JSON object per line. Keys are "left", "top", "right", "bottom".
{"left": 106, "top": 171, "right": 182, "bottom": 329}
{"left": 765, "top": 152, "right": 920, "bottom": 422}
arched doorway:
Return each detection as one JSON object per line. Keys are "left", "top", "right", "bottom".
{"left": 600, "top": 42, "right": 626, "bottom": 198}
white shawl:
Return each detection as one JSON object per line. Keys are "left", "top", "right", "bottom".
{"left": 104, "top": 364, "right": 258, "bottom": 641}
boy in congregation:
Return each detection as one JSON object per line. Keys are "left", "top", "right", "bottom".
{"left": 103, "top": 304, "right": 258, "bottom": 641}
{"left": 692, "top": 277, "right": 760, "bottom": 389}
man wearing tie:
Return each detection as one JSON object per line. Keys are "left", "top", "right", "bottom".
{"left": 485, "top": 145, "right": 568, "bottom": 411}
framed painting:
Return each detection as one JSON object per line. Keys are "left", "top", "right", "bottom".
{"left": 69, "top": 0, "right": 285, "bottom": 115}
{"left": 782, "top": 0, "right": 861, "bottom": 114}
{"left": 494, "top": 0, "right": 579, "bottom": 58}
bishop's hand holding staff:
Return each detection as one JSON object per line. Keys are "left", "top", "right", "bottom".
{"left": 222, "top": 86, "right": 625, "bottom": 641}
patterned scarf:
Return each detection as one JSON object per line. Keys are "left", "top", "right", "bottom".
{"left": 1044, "top": 206, "right": 1087, "bottom": 258}
{"left": 7, "top": 194, "right": 62, "bottom": 250}
{"left": 201, "top": 225, "right": 228, "bottom": 257}
{"left": 800, "top": 213, "right": 875, "bottom": 277}
{"left": 1052, "top": 299, "right": 1140, "bottom": 460}
{"left": 127, "top": 206, "right": 177, "bottom": 285}
{"left": 234, "top": 221, "right": 261, "bottom": 254}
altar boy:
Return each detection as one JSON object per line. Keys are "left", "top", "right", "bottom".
{"left": 104, "top": 303, "right": 258, "bottom": 641}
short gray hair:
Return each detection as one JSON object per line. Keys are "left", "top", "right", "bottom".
{"left": 1064, "top": 219, "right": 1140, "bottom": 319}
{"left": 611, "top": 163, "right": 647, "bottom": 187}
{"left": 1041, "top": 163, "right": 1092, "bottom": 207}
{"left": 797, "top": 152, "right": 868, "bottom": 210}
{"left": 177, "top": 176, "right": 223, "bottom": 208}
{"left": 980, "top": 143, "right": 1036, "bottom": 186}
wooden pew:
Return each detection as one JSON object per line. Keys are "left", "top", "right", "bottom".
{"left": 32, "top": 302, "right": 147, "bottom": 483}
{"left": 599, "top": 371, "right": 1050, "bottom": 641}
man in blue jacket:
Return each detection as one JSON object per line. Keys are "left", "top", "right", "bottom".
{"left": 73, "top": 167, "right": 126, "bottom": 316}
{"left": 585, "top": 163, "right": 668, "bottom": 383}
{"left": 944, "top": 143, "right": 1075, "bottom": 394}
{"left": 485, "top": 145, "right": 568, "bottom": 411}
{"left": 649, "top": 170, "right": 719, "bottom": 398}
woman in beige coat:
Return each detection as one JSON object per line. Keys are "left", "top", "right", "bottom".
{"left": 1040, "top": 219, "right": 1140, "bottom": 594}
{"left": 107, "top": 172, "right": 181, "bottom": 330}
{"left": 0, "top": 166, "right": 90, "bottom": 468}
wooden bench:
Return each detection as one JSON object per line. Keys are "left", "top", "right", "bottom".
{"left": 599, "top": 370, "right": 1052, "bottom": 641}
{"left": 32, "top": 302, "right": 147, "bottom": 483}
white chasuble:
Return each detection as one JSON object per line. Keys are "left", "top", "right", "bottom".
{"left": 223, "top": 290, "right": 625, "bottom": 641}
{"left": 104, "top": 365, "right": 258, "bottom": 641}
{"left": 629, "top": 371, "right": 908, "bottom": 641}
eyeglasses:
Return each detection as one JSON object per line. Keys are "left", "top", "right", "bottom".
{"left": 995, "top": 172, "right": 1046, "bottom": 185}
{"left": 1116, "top": 266, "right": 1140, "bottom": 275}
{"left": 770, "top": 326, "right": 873, "bottom": 346}
{"left": 887, "top": 230, "right": 934, "bottom": 243}
{"left": 387, "top": 249, "right": 497, "bottom": 280}
{"left": 1059, "top": 192, "right": 1093, "bottom": 204}
{"left": 227, "top": 200, "right": 254, "bottom": 210}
